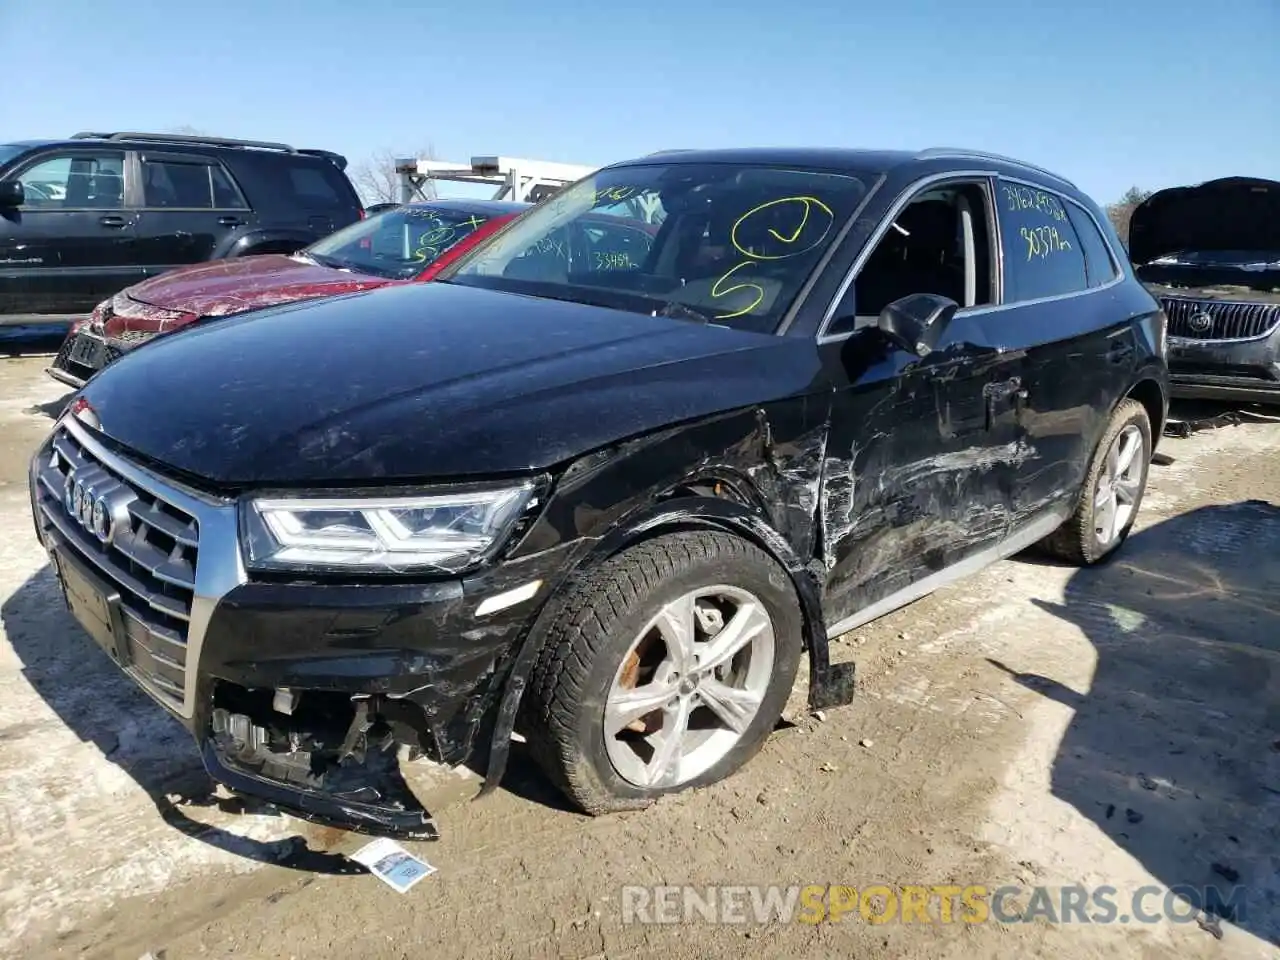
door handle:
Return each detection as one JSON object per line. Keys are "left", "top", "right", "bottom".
{"left": 217, "top": 216, "right": 246, "bottom": 227}
{"left": 98, "top": 215, "right": 127, "bottom": 228}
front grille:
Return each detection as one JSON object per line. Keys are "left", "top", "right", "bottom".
{"left": 51, "top": 336, "right": 76, "bottom": 371}
{"left": 50, "top": 333, "right": 126, "bottom": 380}
{"left": 34, "top": 424, "right": 200, "bottom": 711}
{"left": 1161, "top": 297, "right": 1280, "bottom": 341}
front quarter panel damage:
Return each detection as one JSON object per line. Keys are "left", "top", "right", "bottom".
{"left": 479, "top": 397, "right": 857, "bottom": 795}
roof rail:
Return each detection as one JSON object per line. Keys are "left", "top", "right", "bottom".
{"left": 915, "top": 147, "right": 1076, "bottom": 189}
{"left": 70, "top": 131, "right": 298, "bottom": 153}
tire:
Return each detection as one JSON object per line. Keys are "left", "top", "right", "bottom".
{"left": 522, "top": 530, "right": 803, "bottom": 815}
{"left": 1041, "top": 398, "right": 1152, "bottom": 565}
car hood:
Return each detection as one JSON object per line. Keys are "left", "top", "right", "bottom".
{"left": 1129, "top": 177, "right": 1280, "bottom": 266}
{"left": 79, "top": 282, "right": 820, "bottom": 486}
{"left": 126, "top": 254, "right": 397, "bottom": 318}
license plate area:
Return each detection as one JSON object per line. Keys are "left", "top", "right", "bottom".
{"left": 50, "top": 545, "right": 132, "bottom": 668}
{"left": 68, "top": 331, "right": 106, "bottom": 368}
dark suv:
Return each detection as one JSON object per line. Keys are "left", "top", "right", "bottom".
{"left": 29, "top": 147, "right": 1168, "bottom": 840}
{"left": 0, "top": 131, "right": 362, "bottom": 327}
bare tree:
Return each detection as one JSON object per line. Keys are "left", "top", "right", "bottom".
{"left": 1105, "top": 186, "right": 1154, "bottom": 248}
{"left": 350, "top": 146, "right": 438, "bottom": 206}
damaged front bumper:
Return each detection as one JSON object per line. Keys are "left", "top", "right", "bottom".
{"left": 28, "top": 414, "right": 575, "bottom": 839}
{"left": 46, "top": 326, "right": 132, "bottom": 390}
{"left": 187, "top": 567, "right": 569, "bottom": 839}
{"left": 29, "top": 417, "right": 859, "bottom": 840}
{"left": 203, "top": 703, "right": 442, "bottom": 840}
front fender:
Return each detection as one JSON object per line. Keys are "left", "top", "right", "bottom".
{"left": 479, "top": 497, "right": 855, "bottom": 796}
{"left": 478, "top": 402, "right": 856, "bottom": 795}
{"left": 594, "top": 496, "right": 844, "bottom": 708}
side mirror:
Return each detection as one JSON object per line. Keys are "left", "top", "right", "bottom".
{"left": 877, "top": 293, "right": 959, "bottom": 357}
{"left": 0, "top": 181, "right": 23, "bottom": 207}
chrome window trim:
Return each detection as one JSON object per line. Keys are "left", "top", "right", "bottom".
{"left": 913, "top": 148, "right": 1077, "bottom": 190}
{"left": 816, "top": 170, "right": 1127, "bottom": 346}
{"left": 58, "top": 415, "right": 247, "bottom": 720}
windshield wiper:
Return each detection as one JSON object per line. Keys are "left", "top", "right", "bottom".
{"left": 307, "top": 252, "right": 344, "bottom": 269}
{"left": 652, "top": 301, "right": 716, "bottom": 324}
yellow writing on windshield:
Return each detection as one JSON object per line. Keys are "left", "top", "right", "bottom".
{"left": 418, "top": 226, "right": 457, "bottom": 247}
{"left": 710, "top": 260, "right": 766, "bottom": 320}
{"left": 532, "top": 236, "right": 569, "bottom": 259}
{"left": 594, "top": 186, "right": 638, "bottom": 204}
{"left": 730, "top": 196, "right": 835, "bottom": 260}
{"left": 594, "top": 251, "right": 634, "bottom": 270}
{"left": 704, "top": 194, "right": 836, "bottom": 320}
{"left": 407, "top": 217, "right": 488, "bottom": 263}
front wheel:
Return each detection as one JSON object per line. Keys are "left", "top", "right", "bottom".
{"left": 1041, "top": 398, "right": 1152, "bottom": 565}
{"left": 522, "top": 531, "right": 803, "bottom": 815}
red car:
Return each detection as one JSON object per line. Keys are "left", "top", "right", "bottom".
{"left": 46, "top": 198, "right": 530, "bottom": 388}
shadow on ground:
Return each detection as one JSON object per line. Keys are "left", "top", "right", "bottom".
{"left": 1, "top": 563, "right": 364, "bottom": 875}
{"left": 993, "top": 499, "right": 1280, "bottom": 946}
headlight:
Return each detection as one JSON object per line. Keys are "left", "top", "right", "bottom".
{"left": 241, "top": 482, "right": 538, "bottom": 573}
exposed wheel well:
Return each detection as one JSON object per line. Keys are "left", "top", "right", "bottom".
{"left": 1125, "top": 378, "right": 1167, "bottom": 447}
{"left": 584, "top": 493, "right": 826, "bottom": 664}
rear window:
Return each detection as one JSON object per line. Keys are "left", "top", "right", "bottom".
{"left": 282, "top": 161, "right": 356, "bottom": 209}
{"left": 1066, "top": 203, "right": 1120, "bottom": 287}
{"left": 141, "top": 157, "right": 248, "bottom": 209}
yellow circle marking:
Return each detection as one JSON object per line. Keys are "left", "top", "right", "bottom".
{"left": 731, "top": 196, "right": 834, "bottom": 261}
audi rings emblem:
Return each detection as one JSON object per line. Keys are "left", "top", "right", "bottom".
{"left": 62, "top": 468, "right": 132, "bottom": 544}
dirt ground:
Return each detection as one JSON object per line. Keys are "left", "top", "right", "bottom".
{"left": 0, "top": 350, "right": 1276, "bottom": 960}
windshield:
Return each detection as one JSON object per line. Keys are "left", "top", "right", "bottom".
{"left": 446, "top": 162, "right": 868, "bottom": 333}
{"left": 0, "top": 144, "right": 28, "bottom": 168}
{"left": 304, "top": 205, "right": 502, "bottom": 280}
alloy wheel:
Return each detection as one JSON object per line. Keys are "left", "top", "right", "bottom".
{"left": 604, "top": 585, "right": 776, "bottom": 788}
{"left": 1094, "top": 423, "right": 1145, "bottom": 548}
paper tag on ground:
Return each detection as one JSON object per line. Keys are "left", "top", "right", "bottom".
{"left": 350, "top": 838, "right": 437, "bottom": 893}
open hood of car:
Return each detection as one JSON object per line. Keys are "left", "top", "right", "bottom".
{"left": 1129, "top": 177, "right": 1280, "bottom": 266}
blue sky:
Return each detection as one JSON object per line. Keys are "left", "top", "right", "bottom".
{"left": 3, "top": 0, "right": 1276, "bottom": 206}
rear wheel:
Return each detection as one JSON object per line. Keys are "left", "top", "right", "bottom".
{"left": 522, "top": 531, "right": 803, "bottom": 815}
{"left": 1041, "top": 398, "right": 1152, "bottom": 565}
